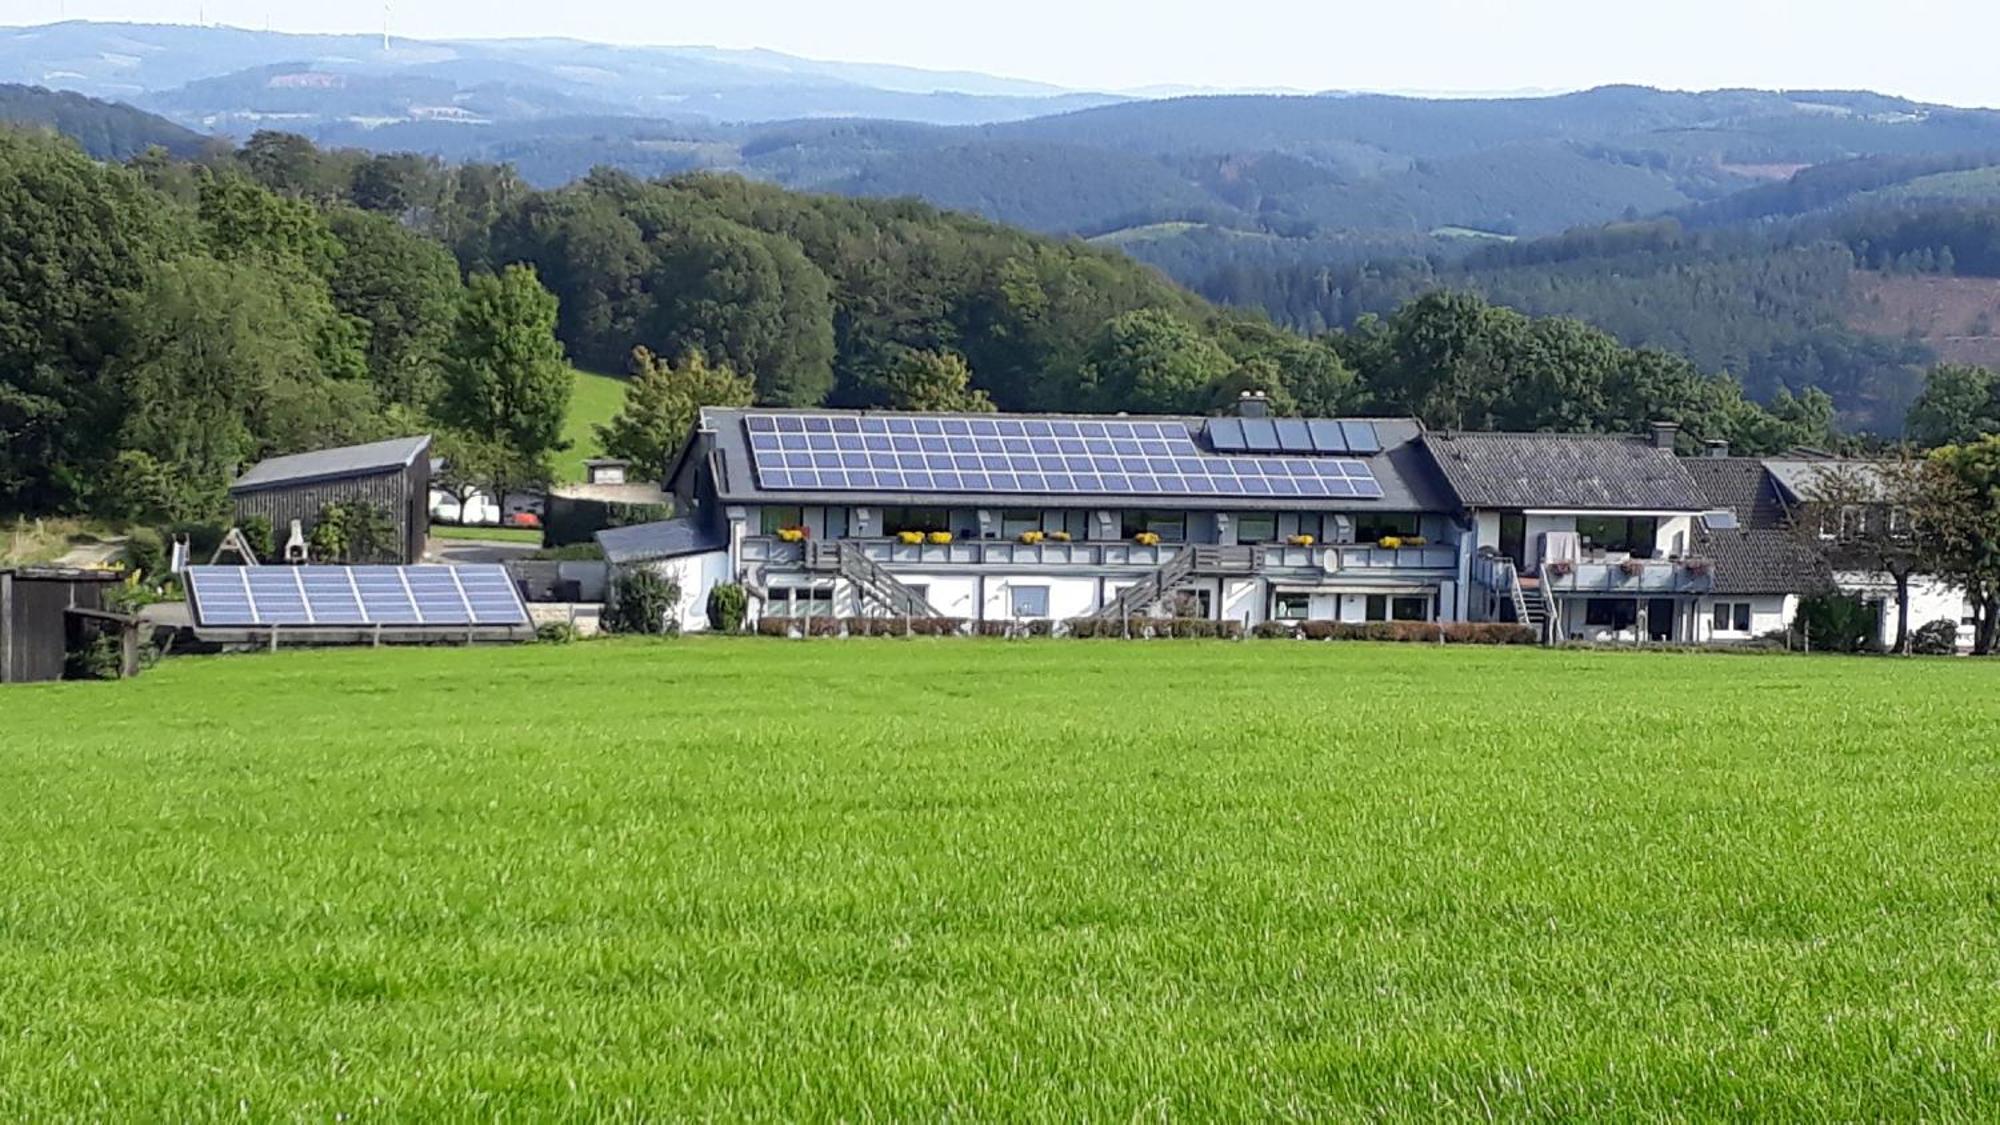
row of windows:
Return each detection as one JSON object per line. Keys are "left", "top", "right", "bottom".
{"left": 1271, "top": 593, "right": 1430, "bottom": 622}
{"left": 760, "top": 506, "right": 1426, "bottom": 542}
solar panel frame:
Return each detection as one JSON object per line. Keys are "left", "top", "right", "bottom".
{"left": 186, "top": 564, "right": 528, "bottom": 629}
{"left": 744, "top": 414, "right": 1385, "bottom": 501}
{"left": 1307, "top": 419, "right": 1350, "bottom": 454}
{"left": 1340, "top": 421, "right": 1383, "bottom": 454}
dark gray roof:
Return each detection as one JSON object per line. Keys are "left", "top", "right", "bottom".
{"left": 1422, "top": 431, "right": 1705, "bottom": 511}
{"left": 231, "top": 435, "right": 432, "bottom": 494}
{"left": 683, "top": 408, "right": 1456, "bottom": 513}
{"left": 1694, "top": 527, "right": 1835, "bottom": 596}
{"left": 596, "top": 517, "right": 728, "bottom": 565}
{"left": 1682, "top": 457, "right": 1791, "bottom": 530}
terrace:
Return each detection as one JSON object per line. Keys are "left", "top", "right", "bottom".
{"left": 741, "top": 535, "right": 1459, "bottom": 576}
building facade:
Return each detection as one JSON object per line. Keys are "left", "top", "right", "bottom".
{"left": 231, "top": 435, "right": 433, "bottom": 564}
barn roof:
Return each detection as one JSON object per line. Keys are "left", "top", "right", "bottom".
{"left": 1420, "top": 431, "right": 1706, "bottom": 512}
{"left": 231, "top": 435, "right": 433, "bottom": 494}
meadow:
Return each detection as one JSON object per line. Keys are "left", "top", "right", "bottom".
{"left": 3, "top": 640, "right": 1999, "bottom": 1117}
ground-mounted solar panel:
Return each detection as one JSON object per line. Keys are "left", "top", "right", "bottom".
{"left": 185, "top": 565, "right": 528, "bottom": 629}
{"left": 744, "top": 414, "right": 1385, "bottom": 501}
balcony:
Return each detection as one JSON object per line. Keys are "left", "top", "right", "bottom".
{"left": 741, "top": 536, "right": 1457, "bottom": 576}
{"left": 1472, "top": 552, "right": 1713, "bottom": 595}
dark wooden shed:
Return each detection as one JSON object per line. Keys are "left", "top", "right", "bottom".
{"left": 0, "top": 567, "right": 122, "bottom": 684}
{"left": 230, "top": 435, "right": 433, "bottom": 564}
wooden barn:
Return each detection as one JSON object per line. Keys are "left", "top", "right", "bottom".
{"left": 230, "top": 435, "right": 434, "bottom": 564}
{"left": 0, "top": 567, "right": 124, "bottom": 684}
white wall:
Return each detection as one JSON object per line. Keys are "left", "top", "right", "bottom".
{"left": 1837, "top": 571, "right": 1973, "bottom": 650}
{"left": 643, "top": 550, "right": 733, "bottom": 633}
{"left": 1693, "top": 594, "right": 1793, "bottom": 644}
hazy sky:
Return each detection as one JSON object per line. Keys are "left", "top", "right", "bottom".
{"left": 15, "top": 0, "right": 2000, "bottom": 106}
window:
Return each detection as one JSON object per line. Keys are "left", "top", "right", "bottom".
{"left": 760, "top": 506, "right": 803, "bottom": 536}
{"left": 882, "top": 507, "right": 949, "bottom": 535}
{"left": 1363, "top": 594, "right": 1426, "bottom": 621}
{"left": 1576, "top": 516, "right": 1659, "bottom": 556}
{"left": 1001, "top": 509, "right": 1042, "bottom": 538}
{"left": 1236, "top": 513, "right": 1278, "bottom": 544}
{"left": 1712, "top": 602, "right": 1753, "bottom": 633}
{"left": 1273, "top": 592, "right": 1311, "bottom": 621}
{"left": 1584, "top": 599, "right": 1638, "bottom": 629}
{"left": 773, "top": 588, "right": 833, "bottom": 618}
{"left": 1120, "top": 510, "right": 1186, "bottom": 542}
{"left": 1355, "top": 512, "right": 1422, "bottom": 544}
{"left": 1009, "top": 585, "right": 1050, "bottom": 619}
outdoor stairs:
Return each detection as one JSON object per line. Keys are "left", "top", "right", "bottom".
{"left": 803, "top": 541, "right": 942, "bottom": 618}
{"left": 1515, "top": 575, "right": 1554, "bottom": 644}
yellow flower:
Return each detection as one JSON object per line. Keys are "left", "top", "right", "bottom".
{"left": 1019, "top": 530, "right": 1044, "bottom": 544}
{"left": 1288, "top": 534, "right": 1315, "bottom": 547}
{"left": 927, "top": 531, "right": 954, "bottom": 545}
{"left": 1379, "top": 536, "right": 1403, "bottom": 550}
{"left": 897, "top": 530, "right": 924, "bottom": 545}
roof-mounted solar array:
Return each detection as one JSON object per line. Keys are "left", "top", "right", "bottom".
{"left": 185, "top": 565, "right": 528, "bottom": 629}
{"left": 743, "top": 414, "right": 1384, "bottom": 500}
{"left": 1205, "top": 417, "right": 1378, "bottom": 455}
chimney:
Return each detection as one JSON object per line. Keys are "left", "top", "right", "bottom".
{"left": 1705, "top": 438, "right": 1730, "bottom": 459}
{"left": 1650, "top": 421, "right": 1679, "bottom": 451}
{"left": 1236, "top": 390, "right": 1270, "bottom": 419}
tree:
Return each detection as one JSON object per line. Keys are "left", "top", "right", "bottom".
{"left": 1079, "top": 309, "right": 1235, "bottom": 414}
{"left": 596, "top": 347, "right": 756, "bottom": 472}
{"left": 438, "top": 265, "right": 573, "bottom": 497}
{"left": 326, "top": 207, "right": 464, "bottom": 411}
{"left": 1906, "top": 363, "right": 2000, "bottom": 448}
{"left": 871, "top": 348, "right": 994, "bottom": 413}
{"left": 1920, "top": 436, "right": 2000, "bottom": 654}
{"left": 1792, "top": 459, "right": 1927, "bottom": 654}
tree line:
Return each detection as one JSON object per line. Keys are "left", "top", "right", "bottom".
{"left": 1, "top": 127, "right": 1849, "bottom": 526}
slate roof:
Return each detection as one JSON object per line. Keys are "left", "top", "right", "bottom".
{"left": 681, "top": 408, "right": 1456, "bottom": 513}
{"left": 1682, "top": 457, "right": 1791, "bottom": 529}
{"left": 1421, "top": 432, "right": 1705, "bottom": 511}
{"left": 596, "top": 517, "right": 728, "bottom": 565}
{"left": 1694, "top": 527, "right": 1836, "bottom": 595}
{"left": 231, "top": 435, "right": 432, "bottom": 494}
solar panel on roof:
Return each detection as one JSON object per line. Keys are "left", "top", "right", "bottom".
{"left": 1239, "top": 417, "right": 1279, "bottom": 451}
{"left": 1274, "top": 418, "right": 1314, "bottom": 452}
{"left": 1339, "top": 421, "right": 1382, "bottom": 454}
{"left": 1307, "top": 419, "right": 1349, "bottom": 454}
{"left": 185, "top": 565, "right": 528, "bottom": 629}
{"left": 743, "top": 414, "right": 1384, "bottom": 501}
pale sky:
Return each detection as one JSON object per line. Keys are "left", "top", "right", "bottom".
{"left": 14, "top": 0, "right": 2000, "bottom": 107}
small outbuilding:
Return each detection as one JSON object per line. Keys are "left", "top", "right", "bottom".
{"left": 231, "top": 435, "right": 433, "bottom": 564}
{"left": 1, "top": 567, "right": 124, "bottom": 684}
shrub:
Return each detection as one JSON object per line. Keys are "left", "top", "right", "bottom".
{"left": 1299, "top": 620, "right": 1339, "bottom": 641}
{"left": 536, "top": 621, "right": 580, "bottom": 645}
{"left": 239, "top": 515, "right": 274, "bottom": 560}
{"left": 756, "top": 616, "right": 793, "bottom": 638}
{"left": 64, "top": 632, "right": 126, "bottom": 681}
{"left": 805, "top": 615, "right": 841, "bottom": 637}
{"left": 605, "top": 568, "right": 682, "bottom": 635}
{"left": 1065, "top": 617, "right": 1103, "bottom": 638}
{"left": 529, "top": 543, "right": 606, "bottom": 561}
{"left": 706, "top": 583, "right": 749, "bottom": 633}
{"left": 1217, "top": 620, "right": 1245, "bottom": 640}
{"left": 909, "top": 617, "right": 967, "bottom": 637}
{"left": 975, "top": 620, "right": 1012, "bottom": 637}
{"left": 1253, "top": 621, "right": 1297, "bottom": 639}
{"left": 1027, "top": 619, "right": 1055, "bottom": 637}
{"left": 1792, "top": 595, "right": 1877, "bottom": 654}
{"left": 1911, "top": 619, "right": 1960, "bottom": 656}
{"left": 121, "top": 534, "right": 169, "bottom": 583}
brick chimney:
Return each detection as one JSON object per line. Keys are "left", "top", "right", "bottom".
{"left": 1650, "top": 421, "right": 1680, "bottom": 450}
{"left": 1235, "top": 390, "right": 1270, "bottom": 419}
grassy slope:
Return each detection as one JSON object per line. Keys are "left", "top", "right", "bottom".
{"left": 557, "top": 366, "right": 626, "bottom": 483}
{"left": 4, "top": 642, "right": 2000, "bottom": 1115}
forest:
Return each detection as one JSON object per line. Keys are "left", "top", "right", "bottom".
{"left": 0, "top": 123, "right": 1847, "bottom": 523}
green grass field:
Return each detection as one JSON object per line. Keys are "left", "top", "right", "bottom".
{"left": 557, "top": 366, "right": 626, "bottom": 483}
{"left": 4, "top": 641, "right": 2000, "bottom": 1116}
{"left": 427, "top": 522, "right": 544, "bottom": 543}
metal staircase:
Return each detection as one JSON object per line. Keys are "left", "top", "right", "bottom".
{"left": 1090, "top": 547, "right": 1199, "bottom": 621}
{"left": 1515, "top": 575, "right": 1552, "bottom": 643}
{"left": 797, "top": 541, "right": 942, "bottom": 618}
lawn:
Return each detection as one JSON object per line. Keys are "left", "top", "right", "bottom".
{"left": 4, "top": 641, "right": 2000, "bottom": 1116}
{"left": 557, "top": 366, "right": 626, "bottom": 483}
{"left": 427, "top": 522, "right": 544, "bottom": 543}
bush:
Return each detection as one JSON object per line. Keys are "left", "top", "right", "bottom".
{"left": 529, "top": 543, "right": 605, "bottom": 561}
{"left": 64, "top": 632, "right": 126, "bottom": 681}
{"left": 707, "top": 583, "right": 749, "bottom": 633}
{"left": 1065, "top": 617, "right": 1103, "bottom": 638}
{"left": 909, "top": 617, "right": 967, "bottom": 637}
{"left": 1440, "top": 622, "right": 1538, "bottom": 645}
{"left": 1027, "top": 619, "right": 1055, "bottom": 637}
{"left": 804, "top": 615, "right": 840, "bottom": 637}
{"left": 121, "top": 534, "right": 168, "bottom": 583}
{"left": 1217, "top": 620, "right": 1245, "bottom": 640}
{"left": 756, "top": 616, "right": 793, "bottom": 638}
{"left": 536, "top": 620, "right": 580, "bottom": 645}
{"left": 1792, "top": 595, "right": 1878, "bottom": 654}
{"left": 605, "top": 568, "right": 682, "bottom": 635}
{"left": 975, "top": 620, "right": 1013, "bottom": 637}
{"left": 1253, "top": 621, "right": 1297, "bottom": 639}
{"left": 1911, "top": 619, "right": 1960, "bottom": 655}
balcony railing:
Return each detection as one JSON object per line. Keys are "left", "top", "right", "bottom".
{"left": 741, "top": 536, "right": 1457, "bottom": 575}
{"left": 1472, "top": 552, "right": 1713, "bottom": 595}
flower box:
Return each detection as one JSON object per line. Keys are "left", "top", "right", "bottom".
{"left": 1378, "top": 535, "right": 1403, "bottom": 550}
{"left": 896, "top": 530, "right": 924, "bottom": 545}
{"left": 1018, "top": 530, "right": 1045, "bottom": 544}
{"left": 1683, "top": 558, "right": 1712, "bottom": 576}
{"left": 1546, "top": 560, "right": 1575, "bottom": 578}
{"left": 1288, "top": 534, "right": 1315, "bottom": 546}
{"left": 776, "top": 527, "right": 807, "bottom": 543}
{"left": 927, "top": 531, "right": 953, "bottom": 545}
{"left": 1133, "top": 532, "right": 1162, "bottom": 546}
{"left": 1618, "top": 559, "right": 1646, "bottom": 578}
{"left": 1047, "top": 530, "right": 1072, "bottom": 542}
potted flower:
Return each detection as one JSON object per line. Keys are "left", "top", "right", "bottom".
{"left": 1047, "top": 530, "right": 1072, "bottom": 542}
{"left": 1378, "top": 535, "right": 1404, "bottom": 550}
{"left": 1133, "top": 531, "right": 1162, "bottom": 546}
{"left": 1683, "top": 558, "right": 1712, "bottom": 576}
{"left": 927, "top": 530, "right": 953, "bottom": 545}
{"left": 1019, "top": 529, "right": 1045, "bottom": 544}
{"left": 1618, "top": 558, "right": 1646, "bottom": 578}
{"left": 1288, "top": 534, "right": 1315, "bottom": 546}
{"left": 776, "top": 526, "right": 807, "bottom": 543}
{"left": 1404, "top": 535, "right": 1428, "bottom": 547}
{"left": 1546, "top": 559, "right": 1575, "bottom": 578}
{"left": 896, "top": 530, "right": 924, "bottom": 545}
